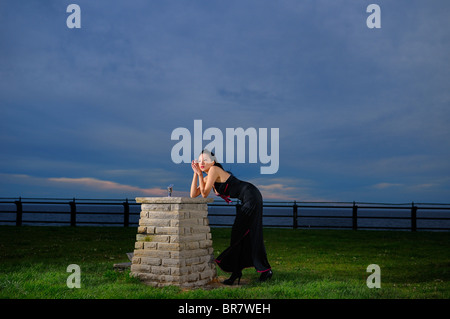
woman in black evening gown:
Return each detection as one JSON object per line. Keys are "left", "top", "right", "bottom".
{"left": 190, "top": 149, "right": 272, "bottom": 285}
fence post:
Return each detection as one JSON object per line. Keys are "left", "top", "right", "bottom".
{"left": 123, "top": 198, "right": 130, "bottom": 227}
{"left": 352, "top": 201, "right": 358, "bottom": 230}
{"left": 69, "top": 198, "right": 76, "bottom": 226}
{"left": 15, "top": 197, "right": 23, "bottom": 226}
{"left": 411, "top": 202, "right": 417, "bottom": 231}
{"left": 293, "top": 201, "right": 298, "bottom": 229}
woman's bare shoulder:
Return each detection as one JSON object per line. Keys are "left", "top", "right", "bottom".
{"left": 209, "top": 166, "right": 230, "bottom": 183}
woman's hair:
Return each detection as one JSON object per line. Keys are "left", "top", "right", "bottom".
{"left": 200, "top": 149, "right": 224, "bottom": 169}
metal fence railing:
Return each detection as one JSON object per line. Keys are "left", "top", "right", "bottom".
{"left": 0, "top": 197, "right": 449, "bottom": 231}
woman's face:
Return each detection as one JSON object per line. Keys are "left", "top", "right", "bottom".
{"left": 197, "top": 154, "right": 215, "bottom": 172}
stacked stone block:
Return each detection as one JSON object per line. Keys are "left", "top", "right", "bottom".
{"left": 131, "top": 197, "right": 216, "bottom": 288}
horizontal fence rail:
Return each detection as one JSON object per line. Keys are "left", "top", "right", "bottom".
{"left": 0, "top": 197, "right": 449, "bottom": 231}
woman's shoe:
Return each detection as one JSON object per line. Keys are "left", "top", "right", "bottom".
{"left": 223, "top": 271, "right": 242, "bottom": 285}
{"left": 259, "top": 270, "right": 273, "bottom": 282}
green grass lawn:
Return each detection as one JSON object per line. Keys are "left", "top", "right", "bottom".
{"left": 0, "top": 226, "right": 449, "bottom": 299}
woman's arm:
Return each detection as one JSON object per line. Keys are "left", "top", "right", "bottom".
{"left": 190, "top": 172, "right": 201, "bottom": 198}
{"left": 197, "top": 166, "right": 219, "bottom": 198}
{"left": 190, "top": 160, "right": 201, "bottom": 197}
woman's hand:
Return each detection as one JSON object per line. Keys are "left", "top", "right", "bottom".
{"left": 191, "top": 161, "right": 219, "bottom": 198}
{"left": 191, "top": 160, "right": 202, "bottom": 176}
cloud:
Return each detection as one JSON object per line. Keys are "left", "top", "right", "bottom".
{"left": 372, "top": 182, "right": 438, "bottom": 191}
{"left": 372, "top": 182, "right": 403, "bottom": 189}
{"left": 47, "top": 177, "right": 171, "bottom": 196}
{"left": 1, "top": 1, "right": 449, "bottom": 203}
{"left": 257, "top": 183, "right": 298, "bottom": 201}
{"left": 249, "top": 177, "right": 329, "bottom": 202}
{"left": 0, "top": 173, "right": 189, "bottom": 198}
{"left": 409, "top": 183, "right": 436, "bottom": 190}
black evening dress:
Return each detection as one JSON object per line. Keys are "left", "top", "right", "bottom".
{"left": 214, "top": 174, "right": 271, "bottom": 274}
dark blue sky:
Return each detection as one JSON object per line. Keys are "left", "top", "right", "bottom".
{"left": 1, "top": 0, "right": 449, "bottom": 202}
